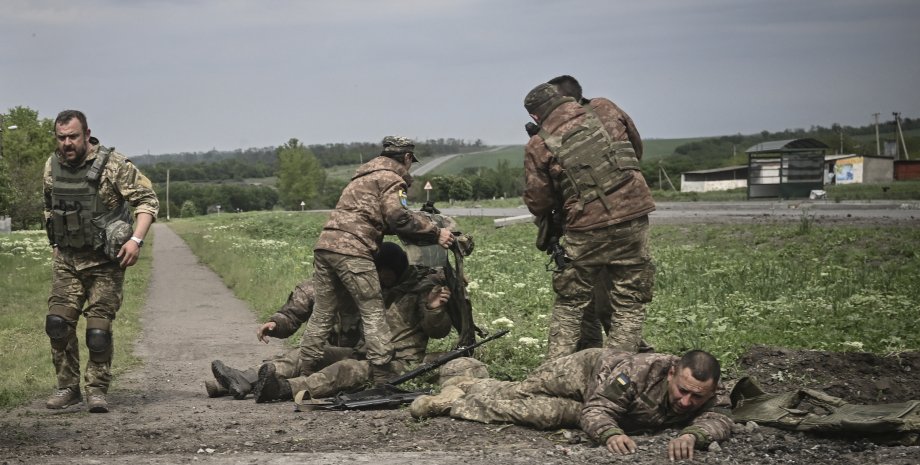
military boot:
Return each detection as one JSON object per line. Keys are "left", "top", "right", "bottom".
{"left": 253, "top": 363, "right": 293, "bottom": 403}
{"left": 370, "top": 362, "right": 397, "bottom": 386}
{"left": 204, "top": 380, "right": 229, "bottom": 398}
{"left": 211, "top": 360, "right": 258, "bottom": 399}
{"left": 409, "top": 385, "right": 465, "bottom": 419}
{"left": 46, "top": 387, "right": 82, "bottom": 410}
{"left": 87, "top": 392, "right": 109, "bottom": 413}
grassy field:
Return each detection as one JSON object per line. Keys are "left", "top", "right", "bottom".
{"left": 169, "top": 212, "right": 920, "bottom": 382}
{"left": 0, "top": 232, "right": 152, "bottom": 408}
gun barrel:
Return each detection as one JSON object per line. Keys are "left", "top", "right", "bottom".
{"left": 386, "top": 329, "right": 510, "bottom": 386}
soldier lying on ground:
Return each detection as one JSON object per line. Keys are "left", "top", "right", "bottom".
{"left": 250, "top": 242, "right": 461, "bottom": 403}
{"left": 206, "top": 243, "right": 449, "bottom": 400}
{"left": 411, "top": 349, "right": 732, "bottom": 461}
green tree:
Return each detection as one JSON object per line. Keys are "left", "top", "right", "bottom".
{"left": 180, "top": 200, "right": 199, "bottom": 218}
{"left": 276, "top": 138, "right": 325, "bottom": 210}
{"left": 0, "top": 107, "right": 56, "bottom": 229}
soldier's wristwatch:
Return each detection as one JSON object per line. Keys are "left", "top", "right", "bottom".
{"left": 130, "top": 236, "right": 144, "bottom": 247}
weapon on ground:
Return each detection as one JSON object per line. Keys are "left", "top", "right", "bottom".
{"left": 295, "top": 329, "right": 510, "bottom": 411}
{"left": 386, "top": 328, "right": 508, "bottom": 386}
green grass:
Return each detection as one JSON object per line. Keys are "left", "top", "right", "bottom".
{"left": 0, "top": 231, "right": 151, "bottom": 408}
{"left": 641, "top": 138, "right": 703, "bottom": 163}
{"left": 169, "top": 212, "right": 920, "bottom": 382}
{"left": 431, "top": 146, "right": 524, "bottom": 175}
{"left": 826, "top": 181, "right": 920, "bottom": 201}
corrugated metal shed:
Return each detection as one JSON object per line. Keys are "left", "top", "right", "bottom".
{"left": 746, "top": 138, "right": 829, "bottom": 154}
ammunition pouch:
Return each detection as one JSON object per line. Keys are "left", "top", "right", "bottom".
{"left": 539, "top": 108, "right": 640, "bottom": 212}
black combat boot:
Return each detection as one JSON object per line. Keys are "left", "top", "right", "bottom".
{"left": 211, "top": 360, "right": 258, "bottom": 399}
{"left": 253, "top": 363, "right": 293, "bottom": 403}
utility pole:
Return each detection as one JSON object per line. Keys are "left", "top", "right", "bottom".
{"left": 893, "top": 112, "right": 910, "bottom": 160}
{"left": 166, "top": 169, "right": 170, "bottom": 220}
{"left": 872, "top": 113, "right": 880, "bottom": 156}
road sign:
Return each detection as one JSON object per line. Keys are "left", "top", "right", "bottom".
{"left": 424, "top": 181, "right": 433, "bottom": 190}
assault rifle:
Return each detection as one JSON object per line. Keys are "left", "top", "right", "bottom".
{"left": 295, "top": 329, "right": 509, "bottom": 411}
{"left": 535, "top": 210, "right": 569, "bottom": 272}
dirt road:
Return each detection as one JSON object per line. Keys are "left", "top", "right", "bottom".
{"left": 1, "top": 223, "right": 918, "bottom": 464}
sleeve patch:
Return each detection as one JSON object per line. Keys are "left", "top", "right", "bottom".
{"left": 398, "top": 189, "right": 408, "bottom": 208}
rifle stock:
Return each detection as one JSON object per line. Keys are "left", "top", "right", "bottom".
{"left": 386, "top": 329, "right": 510, "bottom": 386}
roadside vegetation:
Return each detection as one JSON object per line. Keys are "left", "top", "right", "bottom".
{"left": 0, "top": 232, "right": 151, "bottom": 408}
{"left": 169, "top": 211, "right": 920, "bottom": 382}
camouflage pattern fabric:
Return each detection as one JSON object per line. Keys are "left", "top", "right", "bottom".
{"left": 312, "top": 156, "right": 440, "bottom": 260}
{"left": 581, "top": 352, "right": 733, "bottom": 448}
{"left": 268, "top": 279, "right": 362, "bottom": 347}
{"left": 43, "top": 140, "right": 157, "bottom": 396}
{"left": 547, "top": 217, "right": 654, "bottom": 360}
{"left": 43, "top": 141, "right": 159, "bottom": 270}
{"left": 523, "top": 97, "right": 654, "bottom": 233}
{"left": 289, "top": 266, "right": 452, "bottom": 398}
{"left": 299, "top": 251, "right": 393, "bottom": 370}
{"left": 523, "top": 94, "right": 655, "bottom": 359}
{"left": 449, "top": 349, "right": 605, "bottom": 429}
{"left": 47, "top": 252, "right": 124, "bottom": 395}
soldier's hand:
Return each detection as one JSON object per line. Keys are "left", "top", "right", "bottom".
{"left": 427, "top": 286, "right": 451, "bottom": 309}
{"left": 257, "top": 322, "right": 277, "bottom": 343}
{"left": 117, "top": 240, "right": 141, "bottom": 268}
{"left": 667, "top": 434, "right": 696, "bottom": 461}
{"left": 437, "top": 228, "right": 454, "bottom": 249}
{"left": 606, "top": 434, "right": 637, "bottom": 455}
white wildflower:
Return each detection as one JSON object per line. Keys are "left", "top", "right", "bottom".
{"left": 491, "top": 317, "right": 514, "bottom": 328}
{"left": 518, "top": 337, "right": 539, "bottom": 346}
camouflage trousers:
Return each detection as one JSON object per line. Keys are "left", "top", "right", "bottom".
{"left": 47, "top": 254, "right": 124, "bottom": 395}
{"left": 449, "top": 349, "right": 604, "bottom": 429}
{"left": 268, "top": 346, "right": 358, "bottom": 379}
{"left": 286, "top": 352, "right": 422, "bottom": 399}
{"left": 299, "top": 251, "right": 393, "bottom": 371}
{"left": 548, "top": 216, "right": 654, "bottom": 360}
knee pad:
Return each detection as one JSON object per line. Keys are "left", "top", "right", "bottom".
{"left": 45, "top": 315, "right": 74, "bottom": 341}
{"left": 86, "top": 328, "right": 113, "bottom": 354}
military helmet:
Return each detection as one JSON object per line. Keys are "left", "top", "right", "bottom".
{"left": 524, "top": 83, "right": 570, "bottom": 122}
{"left": 381, "top": 135, "right": 419, "bottom": 162}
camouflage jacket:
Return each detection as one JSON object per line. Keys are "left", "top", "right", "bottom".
{"left": 524, "top": 98, "right": 655, "bottom": 232}
{"left": 313, "top": 156, "right": 441, "bottom": 259}
{"left": 43, "top": 139, "right": 159, "bottom": 270}
{"left": 266, "top": 266, "right": 452, "bottom": 361}
{"left": 383, "top": 266, "right": 453, "bottom": 364}
{"left": 580, "top": 352, "right": 733, "bottom": 448}
{"left": 267, "top": 279, "right": 362, "bottom": 347}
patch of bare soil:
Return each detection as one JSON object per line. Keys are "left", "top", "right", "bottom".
{"left": 2, "top": 223, "right": 918, "bottom": 464}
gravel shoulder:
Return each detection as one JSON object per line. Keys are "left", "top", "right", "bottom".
{"left": 1, "top": 220, "right": 918, "bottom": 464}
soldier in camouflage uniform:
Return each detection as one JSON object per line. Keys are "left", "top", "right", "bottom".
{"left": 523, "top": 78, "right": 655, "bottom": 359}
{"left": 297, "top": 136, "right": 454, "bottom": 384}
{"left": 412, "top": 350, "right": 732, "bottom": 461}
{"left": 42, "top": 110, "right": 159, "bottom": 413}
{"left": 208, "top": 243, "right": 407, "bottom": 399}
{"left": 253, "top": 242, "right": 455, "bottom": 403}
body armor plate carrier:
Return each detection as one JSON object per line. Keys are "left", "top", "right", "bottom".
{"left": 539, "top": 107, "right": 640, "bottom": 212}
{"left": 49, "top": 146, "right": 132, "bottom": 255}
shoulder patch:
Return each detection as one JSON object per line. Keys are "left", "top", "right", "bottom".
{"left": 600, "top": 372, "right": 632, "bottom": 401}
{"left": 398, "top": 189, "right": 408, "bottom": 208}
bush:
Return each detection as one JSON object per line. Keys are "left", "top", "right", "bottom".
{"left": 180, "top": 200, "right": 199, "bottom": 218}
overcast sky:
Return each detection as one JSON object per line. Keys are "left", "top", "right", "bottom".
{"left": 2, "top": 0, "right": 918, "bottom": 156}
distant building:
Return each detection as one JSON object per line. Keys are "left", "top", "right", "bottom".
{"left": 680, "top": 165, "right": 748, "bottom": 193}
{"left": 746, "top": 138, "right": 828, "bottom": 199}
{"left": 826, "top": 155, "right": 893, "bottom": 184}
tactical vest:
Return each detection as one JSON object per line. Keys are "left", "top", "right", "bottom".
{"left": 49, "top": 146, "right": 128, "bottom": 251}
{"left": 731, "top": 377, "right": 920, "bottom": 446}
{"left": 538, "top": 106, "right": 641, "bottom": 211}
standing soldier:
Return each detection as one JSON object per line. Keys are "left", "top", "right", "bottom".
{"left": 297, "top": 136, "right": 454, "bottom": 384}
{"left": 43, "top": 110, "right": 159, "bottom": 413}
{"left": 523, "top": 78, "right": 656, "bottom": 359}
